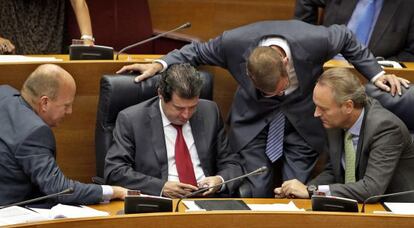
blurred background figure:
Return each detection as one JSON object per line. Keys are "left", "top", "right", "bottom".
{"left": 0, "top": 0, "right": 93, "bottom": 55}
{"left": 294, "top": 0, "right": 414, "bottom": 61}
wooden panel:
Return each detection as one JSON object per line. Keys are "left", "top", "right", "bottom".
{"left": 148, "top": 0, "right": 297, "bottom": 41}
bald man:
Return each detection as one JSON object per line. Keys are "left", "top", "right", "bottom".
{"left": 0, "top": 64, "right": 127, "bottom": 206}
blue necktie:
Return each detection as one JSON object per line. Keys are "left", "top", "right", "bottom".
{"left": 265, "top": 111, "right": 285, "bottom": 162}
{"left": 354, "top": 0, "right": 376, "bottom": 45}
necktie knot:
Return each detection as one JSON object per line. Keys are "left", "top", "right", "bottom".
{"left": 171, "top": 124, "right": 183, "bottom": 132}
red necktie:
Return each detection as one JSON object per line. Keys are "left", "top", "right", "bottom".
{"left": 172, "top": 124, "right": 197, "bottom": 186}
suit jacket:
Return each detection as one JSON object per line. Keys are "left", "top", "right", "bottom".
{"left": 162, "top": 20, "right": 382, "bottom": 181}
{"left": 295, "top": 0, "right": 414, "bottom": 61}
{"left": 104, "top": 97, "right": 243, "bottom": 196}
{"left": 0, "top": 85, "right": 102, "bottom": 205}
{"left": 310, "top": 99, "right": 414, "bottom": 202}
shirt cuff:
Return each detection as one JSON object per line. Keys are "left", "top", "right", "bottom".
{"left": 153, "top": 59, "right": 168, "bottom": 72}
{"left": 101, "top": 185, "right": 113, "bottom": 203}
{"left": 370, "top": 70, "right": 385, "bottom": 83}
{"left": 218, "top": 175, "right": 226, "bottom": 192}
{"left": 318, "top": 185, "right": 331, "bottom": 196}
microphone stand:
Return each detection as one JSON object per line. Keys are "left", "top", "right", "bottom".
{"left": 0, "top": 188, "right": 74, "bottom": 209}
{"left": 116, "top": 22, "right": 191, "bottom": 60}
{"left": 174, "top": 166, "right": 267, "bottom": 212}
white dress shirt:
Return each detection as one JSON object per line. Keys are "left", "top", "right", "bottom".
{"left": 159, "top": 101, "right": 206, "bottom": 182}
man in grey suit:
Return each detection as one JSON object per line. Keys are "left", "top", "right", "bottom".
{"left": 295, "top": 0, "right": 414, "bottom": 61}
{"left": 105, "top": 64, "right": 242, "bottom": 198}
{"left": 275, "top": 68, "right": 414, "bottom": 202}
{"left": 0, "top": 64, "right": 127, "bottom": 205}
{"left": 117, "top": 20, "right": 408, "bottom": 197}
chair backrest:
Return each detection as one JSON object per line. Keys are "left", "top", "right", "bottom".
{"left": 365, "top": 83, "right": 414, "bottom": 134}
{"left": 94, "top": 72, "right": 214, "bottom": 178}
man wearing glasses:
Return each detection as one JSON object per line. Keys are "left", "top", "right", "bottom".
{"left": 117, "top": 20, "right": 409, "bottom": 197}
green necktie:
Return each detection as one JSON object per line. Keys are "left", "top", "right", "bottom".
{"left": 344, "top": 131, "right": 356, "bottom": 183}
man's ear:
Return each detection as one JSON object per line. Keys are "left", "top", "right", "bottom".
{"left": 343, "top": 99, "right": 355, "bottom": 114}
{"left": 157, "top": 88, "right": 163, "bottom": 99}
{"left": 39, "top": 95, "right": 49, "bottom": 112}
{"left": 282, "top": 56, "right": 289, "bottom": 67}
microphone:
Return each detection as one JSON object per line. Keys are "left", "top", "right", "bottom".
{"left": 174, "top": 166, "right": 268, "bottom": 212}
{"left": 116, "top": 22, "right": 191, "bottom": 60}
{"left": 0, "top": 188, "right": 74, "bottom": 209}
{"left": 361, "top": 189, "right": 414, "bottom": 212}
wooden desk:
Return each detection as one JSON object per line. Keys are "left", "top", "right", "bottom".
{"left": 11, "top": 199, "right": 414, "bottom": 228}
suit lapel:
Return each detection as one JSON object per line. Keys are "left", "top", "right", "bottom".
{"left": 189, "top": 107, "right": 209, "bottom": 175}
{"left": 149, "top": 101, "right": 169, "bottom": 180}
{"left": 370, "top": 0, "right": 401, "bottom": 50}
{"left": 330, "top": 129, "right": 345, "bottom": 181}
{"left": 355, "top": 104, "right": 371, "bottom": 178}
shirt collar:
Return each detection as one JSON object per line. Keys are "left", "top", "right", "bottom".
{"left": 259, "top": 37, "right": 292, "bottom": 61}
{"left": 348, "top": 108, "right": 365, "bottom": 137}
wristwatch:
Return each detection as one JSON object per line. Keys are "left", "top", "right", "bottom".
{"left": 307, "top": 185, "right": 318, "bottom": 198}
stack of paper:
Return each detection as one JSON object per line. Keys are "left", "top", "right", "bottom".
{"left": 0, "top": 206, "right": 49, "bottom": 226}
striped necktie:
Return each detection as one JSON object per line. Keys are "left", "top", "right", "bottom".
{"left": 265, "top": 111, "right": 285, "bottom": 162}
{"left": 344, "top": 131, "right": 356, "bottom": 183}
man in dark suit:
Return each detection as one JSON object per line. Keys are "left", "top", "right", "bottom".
{"left": 104, "top": 63, "right": 242, "bottom": 198}
{"left": 0, "top": 64, "right": 127, "bottom": 205}
{"left": 295, "top": 0, "right": 414, "bottom": 61}
{"left": 116, "top": 20, "right": 408, "bottom": 197}
{"left": 275, "top": 68, "right": 414, "bottom": 202}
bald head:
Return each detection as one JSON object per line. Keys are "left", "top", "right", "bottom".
{"left": 22, "top": 64, "right": 75, "bottom": 101}
{"left": 21, "top": 64, "right": 76, "bottom": 127}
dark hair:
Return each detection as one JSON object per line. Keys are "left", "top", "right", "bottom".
{"left": 158, "top": 63, "right": 203, "bottom": 102}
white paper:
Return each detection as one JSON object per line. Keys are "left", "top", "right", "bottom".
{"left": 0, "top": 206, "right": 49, "bottom": 226}
{"left": 49, "top": 204, "right": 109, "bottom": 218}
{"left": 383, "top": 202, "right": 414, "bottom": 215}
{"left": 0, "top": 55, "right": 63, "bottom": 63}
{"left": 247, "top": 201, "right": 305, "bottom": 212}
{"left": 182, "top": 200, "right": 206, "bottom": 212}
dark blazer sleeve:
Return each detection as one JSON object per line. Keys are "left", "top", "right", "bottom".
{"left": 162, "top": 35, "right": 228, "bottom": 69}
{"left": 207, "top": 102, "right": 243, "bottom": 194}
{"left": 325, "top": 24, "right": 383, "bottom": 80}
{"left": 16, "top": 125, "right": 102, "bottom": 205}
{"left": 294, "top": 0, "right": 327, "bottom": 24}
{"left": 308, "top": 156, "right": 337, "bottom": 185}
{"left": 104, "top": 111, "right": 165, "bottom": 195}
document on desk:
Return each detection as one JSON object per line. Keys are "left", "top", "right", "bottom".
{"left": 383, "top": 202, "right": 414, "bottom": 214}
{"left": 30, "top": 204, "right": 109, "bottom": 219}
{"left": 247, "top": 201, "right": 305, "bottom": 212}
{"left": 0, "top": 206, "right": 49, "bottom": 226}
{"left": 0, "top": 55, "right": 63, "bottom": 62}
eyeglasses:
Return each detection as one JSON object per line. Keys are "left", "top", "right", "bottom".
{"left": 261, "top": 76, "right": 290, "bottom": 98}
